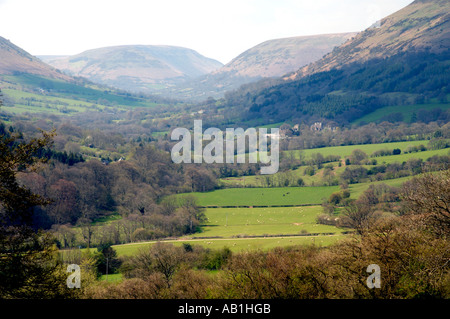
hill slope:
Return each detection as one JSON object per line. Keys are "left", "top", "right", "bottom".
{"left": 222, "top": 0, "right": 450, "bottom": 126}
{"left": 0, "top": 36, "right": 71, "bottom": 81}
{"left": 219, "top": 33, "right": 357, "bottom": 79}
{"left": 0, "top": 37, "right": 173, "bottom": 118}
{"left": 40, "top": 45, "right": 223, "bottom": 94}
{"left": 288, "top": 0, "right": 450, "bottom": 80}
{"left": 164, "top": 33, "right": 355, "bottom": 100}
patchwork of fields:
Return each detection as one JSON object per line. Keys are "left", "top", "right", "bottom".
{"left": 105, "top": 139, "right": 449, "bottom": 256}
{"left": 221, "top": 140, "right": 449, "bottom": 187}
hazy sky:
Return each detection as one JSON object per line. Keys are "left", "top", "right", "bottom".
{"left": 0, "top": 0, "right": 414, "bottom": 64}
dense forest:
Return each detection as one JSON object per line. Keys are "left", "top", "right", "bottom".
{"left": 220, "top": 51, "right": 450, "bottom": 125}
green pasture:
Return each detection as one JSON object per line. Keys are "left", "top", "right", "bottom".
{"left": 196, "top": 206, "right": 343, "bottom": 238}
{"left": 100, "top": 273, "right": 123, "bottom": 282}
{"left": 109, "top": 203, "right": 347, "bottom": 256}
{"left": 348, "top": 176, "right": 414, "bottom": 198}
{"left": 220, "top": 163, "right": 346, "bottom": 187}
{"left": 0, "top": 74, "right": 162, "bottom": 116}
{"left": 221, "top": 141, "right": 448, "bottom": 187}
{"left": 1, "top": 88, "right": 105, "bottom": 115}
{"left": 353, "top": 102, "right": 450, "bottom": 124}
{"left": 185, "top": 186, "right": 339, "bottom": 207}
{"left": 286, "top": 139, "right": 433, "bottom": 161}
{"left": 2, "top": 74, "right": 157, "bottom": 108}
{"left": 373, "top": 147, "right": 449, "bottom": 164}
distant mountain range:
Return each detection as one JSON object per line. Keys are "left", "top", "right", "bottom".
{"left": 163, "top": 33, "right": 356, "bottom": 100}
{"left": 39, "top": 45, "right": 223, "bottom": 94}
{"left": 38, "top": 34, "right": 355, "bottom": 100}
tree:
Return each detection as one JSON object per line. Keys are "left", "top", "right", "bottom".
{"left": 0, "top": 127, "right": 73, "bottom": 298}
{"left": 401, "top": 169, "right": 450, "bottom": 237}
{"left": 0, "top": 229, "right": 73, "bottom": 298}
{"left": 0, "top": 130, "right": 54, "bottom": 226}
{"left": 51, "top": 223, "right": 77, "bottom": 248}
{"left": 338, "top": 201, "right": 379, "bottom": 235}
{"left": 96, "top": 243, "right": 122, "bottom": 276}
{"left": 126, "top": 242, "right": 185, "bottom": 288}
{"left": 47, "top": 179, "right": 79, "bottom": 224}
{"left": 349, "top": 149, "right": 368, "bottom": 165}
{"left": 77, "top": 217, "right": 95, "bottom": 248}
{"left": 310, "top": 152, "right": 325, "bottom": 169}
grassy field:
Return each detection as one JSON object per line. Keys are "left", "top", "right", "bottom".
{"left": 353, "top": 102, "right": 450, "bottom": 124}
{"left": 195, "top": 206, "right": 343, "bottom": 238}
{"left": 1, "top": 88, "right": 107, "bottom": 115}
{"left": 184, "top": 186, "right": 339, "bottom": 207}
{"left": 286, "top": 139, "right": 433, "bottom": 160}
{"left": 348, "top": 176, "right": 414, "bottom": 198}
{"left": 109, "top": 201, "right": 347, "bottom": 255}
{"left": 221, "top": 141, "right": 448, "bottom": 188}
{"left": 109, "top": 139, "right": 448, "bottom": 256}
{"left": 373, "top": 147, "right": 449, "bottom": 164}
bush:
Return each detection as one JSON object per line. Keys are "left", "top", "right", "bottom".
{"left": 349, "top": 149, "right": 368, "bottom": 165}
{"left": 200, "top": 247, "right": 232, "bottom": 270}
{"left": 304, "top": 166, "right": 315, "bottom": 176}
{"left": 329, "top": 192, "right": 343, "bottom": 205}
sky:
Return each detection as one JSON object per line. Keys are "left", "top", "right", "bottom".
{"left": 0, "top": 0, "right": 414, "bottom": 64}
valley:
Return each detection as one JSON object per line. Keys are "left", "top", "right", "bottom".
{"left": 0, "top": 0, "right": 449, "bottom": 301}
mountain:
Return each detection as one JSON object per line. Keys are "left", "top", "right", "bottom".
{"left": 0, "top": 37, "right": 174, "bottom": 119}
{"left": 222, "top": 0, "right": 450, "bottom": 126}
{"left": 40, "top": 45, "right": 223, "bottom": 94}
{"left": 288, "top": 0, "right": 450, "bottom": 81}
{"left": 163, "top": 33, "right": 356, "bottom": 100}
{"left": 0, "top": 36, "right": 71, "bottom": 81}
{"left": 217, "top": 33, "right": 357, "bottom": 79}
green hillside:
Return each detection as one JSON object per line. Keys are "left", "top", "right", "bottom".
{"left": 0, "top": 73, "right": 168, "bottom": 116}
{"left": 353, "top": 102, "right": 450, "bottom": 124}
{"left": 220, "top": 0, "right": 450, "bottom": 126}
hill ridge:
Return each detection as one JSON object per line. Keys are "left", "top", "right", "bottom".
{"left": 40, "top": 45, "right": 223, "bottom": 94}
{"left": 0, "top": 36, "right": 72, "bottom": 81}
{"left": 288, "top": 0, "right": 450, "bottom": 81}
